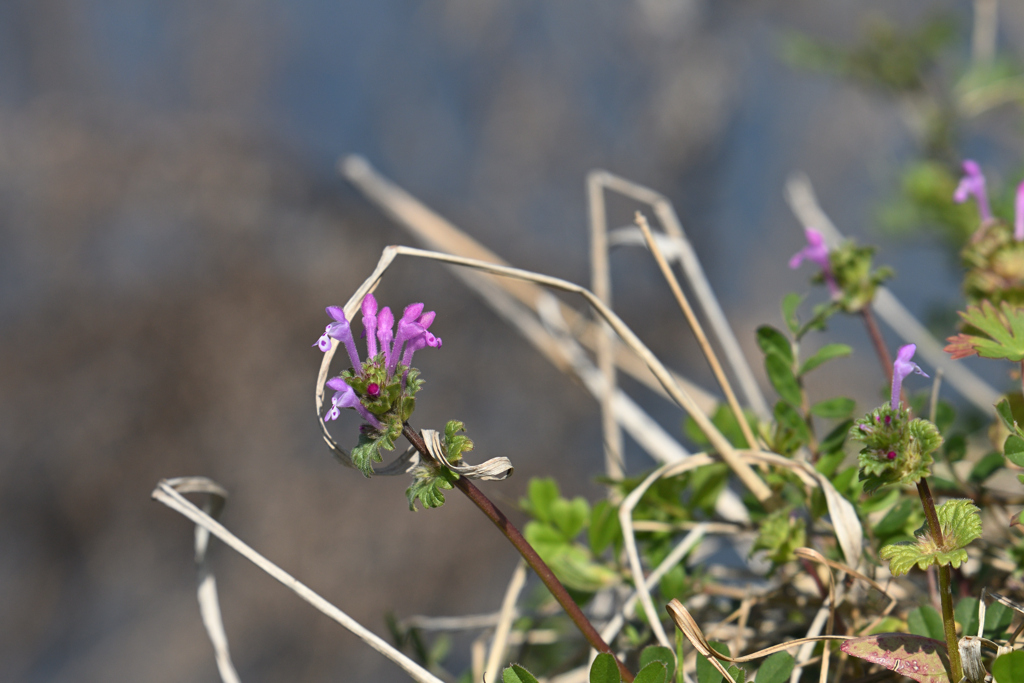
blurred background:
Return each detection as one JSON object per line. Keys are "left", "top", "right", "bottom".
{"left": 2, "top": 1, "right": 1023, "bottom": 681}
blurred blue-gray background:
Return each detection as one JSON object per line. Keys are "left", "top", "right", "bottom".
{"left": 2, "top": 1, "right": 1022, "bottom": 681}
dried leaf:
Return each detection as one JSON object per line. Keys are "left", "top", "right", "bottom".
{"left": 841, "top": 634, "right": 948, "bottom": 683}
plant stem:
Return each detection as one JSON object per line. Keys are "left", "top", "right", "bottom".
{"left": 861, "top": 305, "right": 894, "bottom": 386}
{"left": 916, "top": 479, "right": 962, "bottom": 683}
{"left": 402, "top": 424, "right": 634, "bottom": 683}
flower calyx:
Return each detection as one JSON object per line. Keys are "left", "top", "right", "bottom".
{"left": 850, "top": 403, "right": 942, "bottom": 494}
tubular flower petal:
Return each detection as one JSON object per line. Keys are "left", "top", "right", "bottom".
{"left": 377, "top": 306, "right": 395, "bottom": 370}
{"left": 325, "top": 377, "right": 383, "bottom": 429}
{"left": 361, "top": 293, "right": 379, "bottom": 358}
{"left": 789, "top": 227, "right": 839, "bottom": 296}
{"left": 318, "top": 306, "right": 362, "bottom": 371}
{"left": 1015, "top": 180, "right": 1024, "bottom": 242}
{"left": 891, "top": 343, "right": 928, "bottom": 411}
{"left": 953, "top": 160, "right": 992, "bottom": 223}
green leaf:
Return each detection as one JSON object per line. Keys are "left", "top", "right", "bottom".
{"left": 815, "top": 449, "right": 846, "bottom": 478}
{"left": 820, "top": 419, "right": 852, "bottom": 454}
{"left": 840, "top": 634, "right": 948, "bottom": 683}
{"left": 773, "top": 402, "right": 811, "bottom": 443}
{"left": 639, "top": 646, "right": 675, "bottom": 682}
{"left": 525, "top": 522, "right": 619, "bottom": 592}
{"left": 765, "top": 354, "right": 802, "bottom": 407}
{"left": 590, "top": 653, "right": 620, "bottom": 683}
{"left": 992, "top": 650, "right": 1024, "bottom": 683}
{"left": 781, "top": 293, "right": 803, "bottom": 335}
{"left": 985, "top": 601, "right": 1014, "bottom": 639}
{"left": 635, "top": 661, "right": 668, "bottom": 683}
{"left": 504, "top": 664, "right": 541, "bottom": 683}
{"left": 726, "top": 665, "right": 745, "bottom": 683}
{"left": 880, "top": 499, "right": 982, "bottom": 575}
{"left": 589, "top": 499, "right": 621, "bottom": 555}
{"left": 970, "top": 451, "right": 1006, "bottom": 483}
{"left": 907, "top": 605, "right": 944, "bottom": 640}
{"left": 799, "top": 343, "right": 852, "bottom": 375}
{"left": 874, "top": 497, "right": 918, "bottom": 540}
{"left": 690, "top": 463, "right": 730, "bottom": 515}
{"left": 697, "top": 642, "right": 730, "bottom": 683}
{"left": 751, "top": 508, "right": 806, "bottom": 565}
{"left": 522, "top": 478, "right": 560, "bottom": 523}
{"left": 810, "top": 397, "right": 856, "bottom": 419}
{"left": 756, "top": 325, "right": 793, "bottom": 364}
{"left": 997, "top": 398, "right": 1017, "bottom": 432}
{"left": 442, "top": 420, "right": 474, "bottom": 464}
{"left": 754, "top": 652, "right": 794, "bottom": 683}
{"left": 550, "top": 497, "right": 590, "bottom": 540}
{"left": 955, "top": 597, "right": 980, "bottom": 638}
{"left": 947, "top": 301, "right": 1024, "bottom": 361}
{"left": 405, "top": 464, "right": 457, "bottom": 510}
{"left": 1006, "top": 435, "right": 1024, "bottom": 468}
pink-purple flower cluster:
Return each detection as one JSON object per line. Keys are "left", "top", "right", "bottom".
{"left": 315, "top": 293, "right": 441, "bottom": 426}
{"left": 789, "top": 227, "right": 839, "bottom": 296}
{"left": 953, "top": 159, "right": 1024, "bottom": 241}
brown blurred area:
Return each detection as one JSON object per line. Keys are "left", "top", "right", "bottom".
{"left": 1, "top": 1, "right": 1017, "bottom": 682}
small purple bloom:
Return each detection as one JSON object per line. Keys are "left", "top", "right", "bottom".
{"left": 953, "top": 160, "right": 992, "bottom": 223}
{"left": 362, "top": 294, "right": 379, "bottom": 358}
{"left": 325, "top": 377, "right": 383, "bottom": 429}
{"left": 886, "top": 451, "right": 896, "bottom": 461}
{"left": 1015, "top": 180, "right": 1024, "bottom": 242}
{"left": 366, "top": 382, "right": 380, "bottom": 398}
{"left": 891, "top": 343, "right": 928, "bottom": 411}
{"left": 789, "top": 228, "right": 838, "bottom": 296}
{"left": 377, "top": 306, "right": 395, "bottom": 370}
{"left": 314, "top": 306, "right": 362, "bottom": 371}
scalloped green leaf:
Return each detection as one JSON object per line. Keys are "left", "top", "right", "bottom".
{"left": 405, "top": 464, "right": 457, "bottom": 511}
{"left": 880, "top": 499, "right": 982, "bottom": 575}
{"left": 799, "top": 343, "right": 852, "bottom": 376}
{"left": 947, "top": 300, "right": 1024, "bottom": 361}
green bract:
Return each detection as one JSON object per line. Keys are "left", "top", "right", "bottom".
{"left": 849, "top": 404, "right": 942, "bottom": 493}
{"left": 879, "top": 499, "right": 982, "bottom": 575}
{"left": 829, "top": 241, "right": 894, "bottom": 313}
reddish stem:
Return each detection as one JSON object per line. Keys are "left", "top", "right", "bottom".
{"left": 402, "top": 424, "right": 633, "bottom": 682}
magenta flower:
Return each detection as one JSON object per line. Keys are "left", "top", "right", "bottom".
{"left": 953, "top": 160, "right": 992, "bottom": 223}
{"left": 362, "top": 294, "right": 379, "bottom": 358}
{"left": 313, "top": 306, "right": 363, "bottom": 370}
{"left": 316, "top": 296, "right": 441, "bottom": 427}
{"left": 324, "top": 377, "right": 383, "bottom": 429}
{"left": 789, "top": 227, "right": 838, "bottom": 296}
{"left": 891, "top": 343, "right": 928, "bottom": 411}
{"left": 1015, "top": 180, "right": 1024, "bottom": 242}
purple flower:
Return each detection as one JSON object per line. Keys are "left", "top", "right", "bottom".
{"left": 362, "top": 294, "right": 379, "bottom": 358}
{"left": 377, "top": 306, "right": 395, "bottom": 370}
{"left": 789, "top": 228, "right": 838, "bottom": 296}
{"left": 1015, "top": 180, "right": 1024, "bottom": 242}
{"left": 953, "top": 160, "right": 992, "bottom": 223}
{"left": 891, "top": 343, "right": 928, "bottom": 411}
{"left": 314, "top": 306, "right": 362, "bottom": 371}
{"left": 387, "top": 303, "right": 426, "bottom": 376}
{"left": 324, "top": 377, "right": 383, "bottom": 429}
